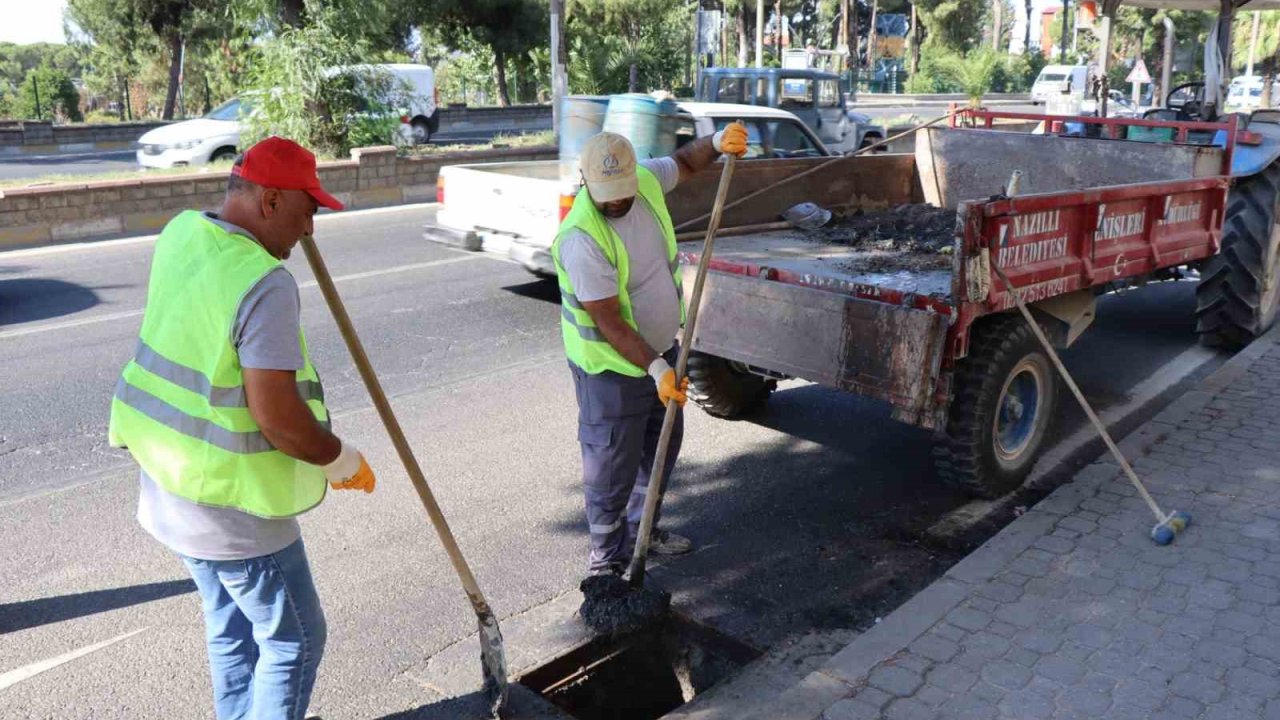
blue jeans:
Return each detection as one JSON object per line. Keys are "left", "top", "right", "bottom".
{"left": 180, "top": 539, "right": 327, "bottom": 720}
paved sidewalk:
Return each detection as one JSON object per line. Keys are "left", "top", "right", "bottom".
{"left": 726, "top": 327, "right": 1280, "bottom": 720}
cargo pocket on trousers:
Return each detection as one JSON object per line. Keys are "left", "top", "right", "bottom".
{"left": 578, "top": 422, "right": 614, "bottom": 450}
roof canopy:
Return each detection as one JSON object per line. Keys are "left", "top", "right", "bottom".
{"left": 1103, "top": 0, "right": 1280, "bottom": 11}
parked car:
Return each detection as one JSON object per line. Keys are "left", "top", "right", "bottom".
{"left": 1080, "top": 90, "right": 1139, "bottom": 117}
{"left": 136, "top": 97, "right": 246, "bottom": 169}
{"left": 135, "top": 64, "right": 439, "bottom": 169}
{"left": 696, "top": 67, "right": 885, "bottom": 153}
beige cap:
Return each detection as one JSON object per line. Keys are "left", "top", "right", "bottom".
{"left": 580, "top": 132, "right": 637, "bottom": 203}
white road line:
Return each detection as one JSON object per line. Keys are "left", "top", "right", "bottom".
{"left": 1025, "top": 343, "right": 1218, "bottom": 486}
{"left": 0, "top": 628, "right": 148, "bottom": 691}
{"left": 0, "top": 203, "right": 438, "bottom": 260}
{"left": 0, "top": 253, "right": 487, "bottom": 341}
{"left": 0, "top": 308, "right": 145, "bottom": 341}
{"left": 297, "top": 253, "right": 482, "bottom": 288}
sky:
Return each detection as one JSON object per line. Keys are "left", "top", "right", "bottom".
{"left": 0, "top": 0, "right": 69, "bottom": 45}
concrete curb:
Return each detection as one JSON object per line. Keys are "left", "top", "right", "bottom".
{"left": 0, "top": 145, "right": 556, "bottom": 252}
{"left": 732, "top": 325, "right": 1280, "bottom": 720}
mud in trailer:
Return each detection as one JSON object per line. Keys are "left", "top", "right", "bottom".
{"left": 672, "top": 117, "right": 1237, "bottom": 498}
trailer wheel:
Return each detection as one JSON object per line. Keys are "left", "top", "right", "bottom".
{"left": 686, "top": 351, "right": 776, "bottom": 419}
{"left": 934, "top": 316, "right": 1059, "bottom": 498}
{"left": 1195, "top": 162, "right": 1280, "bottom": 349}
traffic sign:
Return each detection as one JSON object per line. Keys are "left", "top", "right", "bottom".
{"left": 1126, "top": 59, "right": 1151, "bottom": 85}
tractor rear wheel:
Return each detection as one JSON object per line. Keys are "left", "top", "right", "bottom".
{"left": 1195, "top": 162, "right": 1280, "bottom": 349}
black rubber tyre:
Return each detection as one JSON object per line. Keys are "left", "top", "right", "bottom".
{"left": 933, "top": 315, "right": 1059, "bottom": 499}
{"left": 686, "top": 351, "right": 776, "bottom": 419}
{"left": 210, "top": 146, "right": 237, "bottom": 163}
{"left": 1195, "top": 162, "right": 1280, "bottom": 350}
{"left": 411, "top": 118, "right": 432, "bottom": 145}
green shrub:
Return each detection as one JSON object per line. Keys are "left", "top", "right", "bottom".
{"left": 83, "top": 110, "right": 120, "bottom": 124}
{"left": 14, "top": 65, "right": 82, "bottom": 122}
{"left": 240, "top": 10, "right": 410, "bottom": 157}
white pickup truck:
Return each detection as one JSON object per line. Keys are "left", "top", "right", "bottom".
{"left": 424, "top": 102, "right": 832, "bottom": 276}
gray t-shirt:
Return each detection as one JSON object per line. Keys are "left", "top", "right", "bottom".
{"left": 559, "top": 157, "right": 682, "bottom": 354}
{"left": 136, "top": 213, "right": 307, "bottom": 561}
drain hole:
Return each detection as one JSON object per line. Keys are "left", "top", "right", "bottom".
{"left": 518, "top": 615, "right": 759, "bottom": 720}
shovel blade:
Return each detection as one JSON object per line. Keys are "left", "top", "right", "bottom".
{"left": 478, "top": 612, "right": 509, "bottom": 718}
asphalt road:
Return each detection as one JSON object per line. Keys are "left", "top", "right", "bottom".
{"left": 0, "top": 204, "right": 1222, "bottom": 718}
{"left": 0, "top": 126, "right": 550, "bottom": 183}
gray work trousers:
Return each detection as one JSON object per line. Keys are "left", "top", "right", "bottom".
{"left": 569, "top": 346, "right": 683, "bottom": 573}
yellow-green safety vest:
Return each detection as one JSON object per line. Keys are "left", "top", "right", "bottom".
{"left": 552, "top": 166, "right": 686, "bottom": 376}
{"left": 108, "top": 210, "right": 329, "bottom": 519}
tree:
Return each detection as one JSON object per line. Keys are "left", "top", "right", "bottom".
{"left": 16, "top": 65, "right": 83, "bottom": 121}
{"left": 406, "top": 0, "right": 547, "bottom": 107}
{"left": 240, "top": 8, "right": 411, "bottom": 156}
{"left": 564, "top": 0, "right": 691, "bottom": 94}
{"left": 913, "top": 0, "right": 986, "bottom": 55}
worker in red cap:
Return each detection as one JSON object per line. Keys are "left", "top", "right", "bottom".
{"left": 109, "top": 136, "right": 372, "bottom": 720}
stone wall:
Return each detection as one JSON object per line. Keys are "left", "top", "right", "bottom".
{"left": 0, "top": 144, "right": 556, "bottom": 249}
{"left": 0, "top": 121, "right": 169, "bottom": 155}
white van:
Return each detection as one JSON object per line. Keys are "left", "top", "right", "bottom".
{"left": 341, "top": 63, "right": 439, "bottom": 144}
{"left": 1031, "top": 65, "right": 1090, "bottom": 105}
{"left": 1226, "top": 75, "right": 1280, "bottom": 113}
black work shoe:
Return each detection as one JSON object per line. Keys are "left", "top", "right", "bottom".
{"left": 650, "top": 529, "right": 693, "bottom": 555}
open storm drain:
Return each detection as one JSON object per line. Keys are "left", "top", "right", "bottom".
{"left": 518, "top": 615, "right": 760, "bottom": 720}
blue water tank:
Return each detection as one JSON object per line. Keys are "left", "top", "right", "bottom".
{"left": 602, "top": 93, "right": 678, "bottom": 161}
{"left": 559, "top": 95, "right": 610, "bottom": 187}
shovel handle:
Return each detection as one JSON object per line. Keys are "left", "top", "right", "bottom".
{"left": 628, "top": 154, "right": 738, "bottom": 587}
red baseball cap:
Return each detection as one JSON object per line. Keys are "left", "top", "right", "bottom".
{"left": 233, "top": 136, "right": 344, "bottom": 211}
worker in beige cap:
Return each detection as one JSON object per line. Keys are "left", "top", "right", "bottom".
{"left": 551, "top": 121, "right": 748, "bottom": 576}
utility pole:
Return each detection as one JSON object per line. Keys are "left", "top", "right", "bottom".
{"left": 550, "top": 0, "right": 567, "bottom": 136}
{"left": 1248, "top": 10, "right": 1261, "bottom": 76}
{"left": 1060, "top": 0, "right": 1069, "bottom": 63}
{"left": 776, "top": 0, "right": 783, "bottom": 59}
{"left": 1024, "top": 0, "right": 1033, "bottom": 55}
{"left": 910, "top": 3, "right": 920, "bottom": 75}
{"left": 756, "top": 0, "right": 765, "bottom": 66}
{"left": 868, "top": 0, "right": 879, "bottom": 73}
{"left": 992, "top": 0, "right": 1004, "bottom": 51}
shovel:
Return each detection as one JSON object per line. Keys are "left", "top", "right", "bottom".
{"left": 300, "top": 236, "right": 509, "bottom": 717}
{"left": 627, "top": 153, "right": 738, "bottom": 588}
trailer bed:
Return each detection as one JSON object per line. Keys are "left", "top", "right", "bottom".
{"left": 679, "top": 231, "right": 956, "bottom": 315}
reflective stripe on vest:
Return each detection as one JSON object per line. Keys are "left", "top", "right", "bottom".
{"left": 133, "top": 339, "right": 324, "bottom": 407}
{"left": 107, "top": 210, "right": 329, "bottom": 519}
{"left": 551, "top": 166, "right": 685, "bottom": 376}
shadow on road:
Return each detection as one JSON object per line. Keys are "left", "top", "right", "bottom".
{"left": 375, "top": 687, "right": 554, "bottom": 719}
{"left": 501, "top": 278, "right": 559, "bottom": 305}
{"left": 541, "top": 381, "right": 969, "bottom": 648}
{"left": 0, "top": 578, "right": 196, "bottom": 634}
{"left": 0, "top": 278, "right": 101, "bottom": 326}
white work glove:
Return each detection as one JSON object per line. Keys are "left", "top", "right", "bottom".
{"left": 648, "top": 357, "right": 688, "bottom": 407}
{"left": 322, "top": 441, "right": 376, "bottom": 493}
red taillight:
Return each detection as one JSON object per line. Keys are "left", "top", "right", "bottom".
{"left": 400, "top": 115, "right": 410, "bottom": 124}
{"left": 559, "top": 194, "right": 574, "bottom": 222}
{"left": 434, "top": 86, "right": 440, "bottom": 106}
{"left": 436, "top": 176, "right": 446, "bottom": 205}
